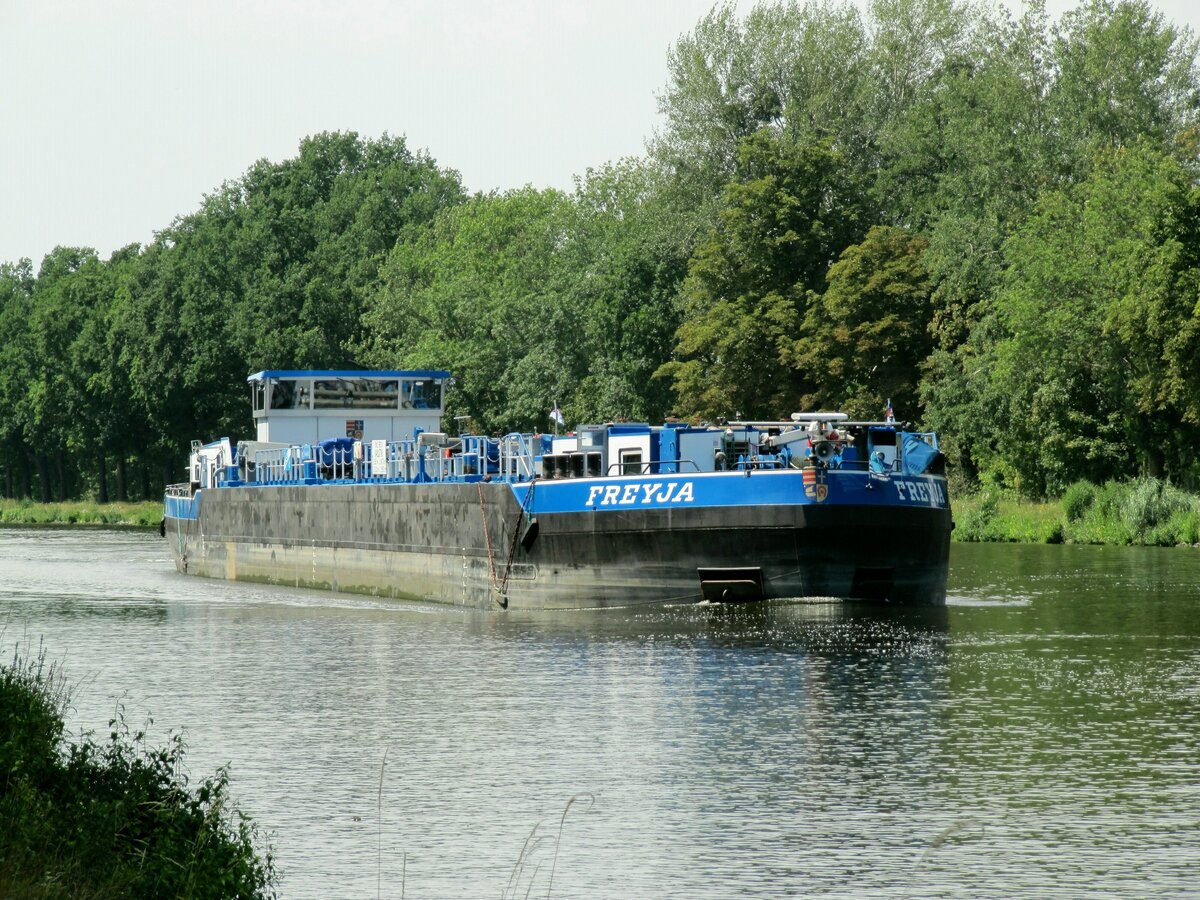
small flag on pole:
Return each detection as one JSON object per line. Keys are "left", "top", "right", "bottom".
{"left": 550, "top": 403, "right": 565, "bottom": 426}
{"left": 884, "top": 399, "right": 895, "bottom": 423}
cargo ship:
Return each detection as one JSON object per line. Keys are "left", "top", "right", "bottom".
{"left": 162, "top": 370, "right": 952, "bottom": 609}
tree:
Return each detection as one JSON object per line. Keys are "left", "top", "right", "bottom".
{"left": 117, "top": 132, "right": 464, "bottom": 484}
{"left": 1049, "top": 0, "right": 1200, "bottom": 170}
{"left": 558, "top": 160, "right": 690, "bottom": 423}
{"left": 794, "top": 226, "right": 932, "bottom": 418}
{"left": 362, "top": 188, "right": 574, "bottom": 432}
{"left": 658, "top": 129, "right": 869, "bottom": 420}
{"left": 228, "top": 132, "right": 464, "bottom": 370}
{"left": 986, "top": 142, "right": 1200, "bottom": 494}
{"left": 0, "top": 260, "right": 36, "bottom": 496}
{"left": 652, "top": 1, "right": 875, "bottom": 250}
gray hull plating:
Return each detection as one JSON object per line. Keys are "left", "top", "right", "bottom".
{"left": 165, "top": 482, "right": 951, "bottom": 609}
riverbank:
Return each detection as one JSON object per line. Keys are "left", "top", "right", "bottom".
{"left": 0, "top": 645, "right": 275, "bottom": 898}
{"left": 953, "top": 477, "right": 1200, "bottom": 546}
{"left": 0, "top": 499, "right": 160, "bottom": 528}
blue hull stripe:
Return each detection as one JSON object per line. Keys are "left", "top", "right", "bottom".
{"left": 508, "top": 470, "right": 948, "bottom": 515}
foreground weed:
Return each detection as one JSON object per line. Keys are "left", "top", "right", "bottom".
{"left": 0, "top": 640, "right": 276, "bottom": 899}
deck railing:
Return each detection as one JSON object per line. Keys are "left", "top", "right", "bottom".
{"left": 225, "top": 433, "right": 910, "bottom": 489}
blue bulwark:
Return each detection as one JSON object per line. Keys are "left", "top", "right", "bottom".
{"left": 247, "top": 370, "right": 451, "bottom": 382}
{"left": 164, "top": 493, "right": 200, "bottom": 520}
{"left": 509, "top": 470, "right": 949, "bottom": 515}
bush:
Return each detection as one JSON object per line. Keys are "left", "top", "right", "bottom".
{"left": 0, "top": 644, "right": 275, "bottom": 899}
{"left": 1061, "top": 480, "right": 1097, "bottom": 522}
{"left": 1122, "top": 477, "right": 1192, "bottom": 534}
{"left": 955, "top": 491, "right": 999, "bottom": 542}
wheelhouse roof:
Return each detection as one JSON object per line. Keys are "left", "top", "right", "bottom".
{"left": 247, "top": 370, "right": 450, "bottom": 382}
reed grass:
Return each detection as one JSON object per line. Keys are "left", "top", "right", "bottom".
{"left": 0, "top": 499, "right": 161, "bottom": 529}
{"left": 953, "top": 476, "right": 1200, "bottom": 546}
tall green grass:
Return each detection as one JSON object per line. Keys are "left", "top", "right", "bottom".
{"left": 953, "top": 477, "right": 1200, "bottom": 546}
{"left": 0, "top": 500, "right": 161, "bottom": 528}
{"left": 0, "top": 643, "right": 275, "bottom": 899}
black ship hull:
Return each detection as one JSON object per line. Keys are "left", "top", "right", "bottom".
{"left": 164, "top": 480, "right": 951, "bottom": 610}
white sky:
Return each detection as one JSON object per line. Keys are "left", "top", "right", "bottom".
{"left": 2, "top": 0, "right": 1198, "bottom": 266}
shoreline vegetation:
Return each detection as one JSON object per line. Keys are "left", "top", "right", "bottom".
{"left": 954, "top": 477, "right": 1200, "bottom": 547}
{"left": 0, "top": 500, "right": 161, "bottom": 529}
{"left": 0, "top": 645, "right": 275, "bottom": 899}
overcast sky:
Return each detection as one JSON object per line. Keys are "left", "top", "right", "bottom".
{"left": 2, "top": 0, "right": 1198, "bottom": 266}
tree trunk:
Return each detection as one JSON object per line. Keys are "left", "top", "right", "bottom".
{"left": 116, "top": 456, "right": 128, "bottom": 502}
{"left": 35, "top": 453, "right": 50, "bottom": 503}
{"left": 1145, "top": 446, "right": 1164, "bottom": 480}
{"left": 56, "top": 451, "right": 68, "bottom": 501}
{"left": 97, "top": 451, "right": 109, "bottom": 504}
{"left": 140, "top": 458, "right": 150, "bottom": 500}
{"left": 20, "top": 456, "right": 31, "bottom": 498}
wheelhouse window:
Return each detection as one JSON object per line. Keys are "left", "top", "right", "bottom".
{"left": 270, "top": 380, "right": 296, "bottom": 409}
{"left": 313, "top": 378, "right": 400, "bottom": 409}
{"left": 403, "top": 378, "right": 442, "bottom": 410}
{"left": 313, "top": 379, "right": 351, "bottom": 408}
{"left": 349, "top": 379, "right": 399, "bottom": 409}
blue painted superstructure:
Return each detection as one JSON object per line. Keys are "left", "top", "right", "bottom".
{"left": 164, "top": 371, "right": 952, "bottom": 608}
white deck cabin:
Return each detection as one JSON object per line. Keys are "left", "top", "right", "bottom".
{"left": 248, "top": 369, "right": 448, "bottom": 445}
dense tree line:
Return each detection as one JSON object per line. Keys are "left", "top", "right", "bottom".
{"left": 2, "top": 0, "right": 1199, "bottom": 501}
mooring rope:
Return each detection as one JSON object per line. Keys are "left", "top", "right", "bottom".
{"left": 478, "top": 479, "right": 537, "bottom": 604}
{"left": 498, "top": 477, "right": 537, "bottom": 595}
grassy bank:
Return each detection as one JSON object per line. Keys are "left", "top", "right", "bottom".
{"left": 953, "top": 477, "right": 1200, "bottom": 546}
{"left": 0, "top": 644, "right": 275, "bottom": 899}
{"left": 0, "top": 500, "right": 161, "bottom": 529}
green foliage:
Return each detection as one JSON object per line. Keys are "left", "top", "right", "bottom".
{"left": 362, "top": 187, "right": 574, "bottom": 432}
{"left": 1061, "top": 481, "right": 1098, "bottom": 522}
{"left": 956, "top": 477, "right": 1200, "bottom": 546}
{"left": 1049, "top": 0, "right": 1200, "bottom": 164}
{"left": 561, "top": 161, "right": 690, "bottom": 423}
{"left": 795, "top": 225, "right": 931, "bottom": 418}
{"left": 1, "top": 646, "right": 275, "bottom": 898}
{"left": 1121, "top": 476, "right": 1194, "bottom": 534}
{"left": 0, "top": 133, "right": 464, "bottom": 502}
{"left": 0, "top": 501, "right": 161, "bottom": 528}
{"left": 984, "top": 142, "right": 1200, "bottom": 494}
{"left": 659, "top": 129, "right": 868, "bottom": 419}
{"left": 954, "top": 490, "right": 999, "bottom": 542}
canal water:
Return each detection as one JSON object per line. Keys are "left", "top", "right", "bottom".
{"left": 1, "top": 528, "right": 1197, "bottom": 898}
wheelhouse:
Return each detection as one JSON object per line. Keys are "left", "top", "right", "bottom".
{"left": 247, "top": 369, "right": 449, "bottom": 445}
